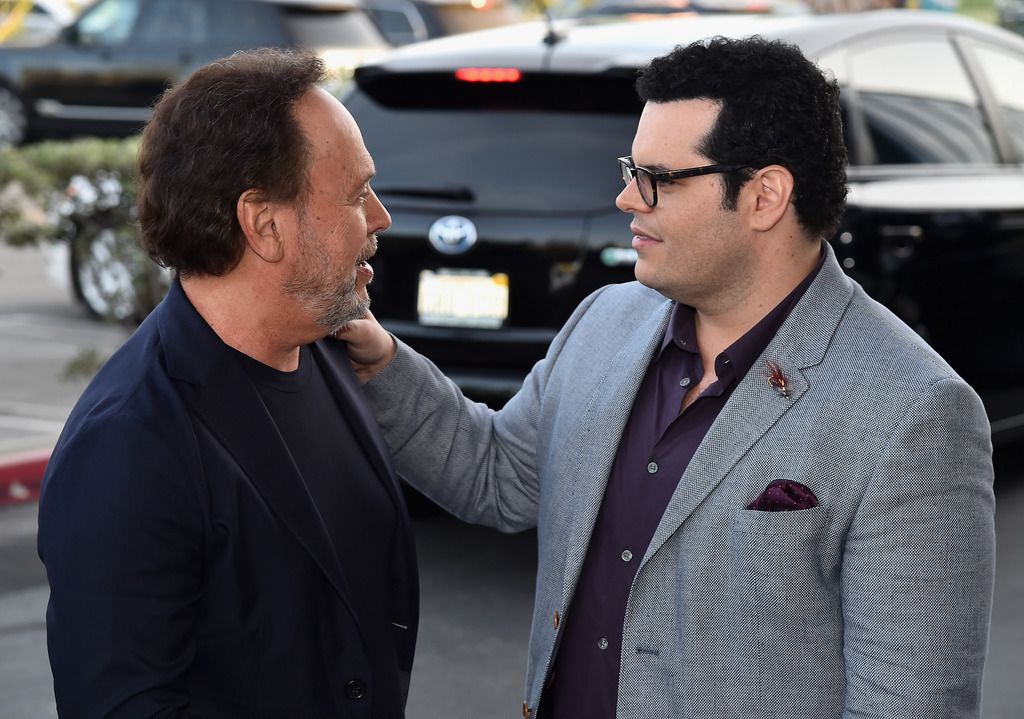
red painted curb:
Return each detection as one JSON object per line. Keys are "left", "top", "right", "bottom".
{"left": 0, "top": 449, "right": 50, "bottom": 507}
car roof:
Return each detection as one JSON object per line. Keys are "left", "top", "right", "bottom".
{"left": 362, "top": 9, "right": 1024, "bottom": 74}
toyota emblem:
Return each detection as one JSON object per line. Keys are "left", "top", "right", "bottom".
{"left": 427, "top": 215, "right": 478, "bottom": 255}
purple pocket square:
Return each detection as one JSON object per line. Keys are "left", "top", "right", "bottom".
{"left": 746, "top": 479, "right": 819, "bottom": 511}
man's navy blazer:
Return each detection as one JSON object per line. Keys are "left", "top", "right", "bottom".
{"left": 38, "top": 280, "right": 418, "bottom": 719}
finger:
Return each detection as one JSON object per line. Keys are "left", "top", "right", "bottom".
{"left": 334, "top": 311, "right": 377, "bottom": 340}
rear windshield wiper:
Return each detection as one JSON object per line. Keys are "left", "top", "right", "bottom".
{"left": 373, "top": 186, "right": 475, "bottom": 203}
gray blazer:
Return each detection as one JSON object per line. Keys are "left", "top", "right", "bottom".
{"left": 364, "top": 245, "right": 995, "bottom": 718}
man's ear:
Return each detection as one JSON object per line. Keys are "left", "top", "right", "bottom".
{"left": 747, "top": 165, "right": 795, "bottom": 233}
{"left": 237, "top": 189, "right": 284, "bottom": 264}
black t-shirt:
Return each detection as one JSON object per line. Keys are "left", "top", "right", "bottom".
{"left": 234, "top": 345, "right": 402, "bottom": 717}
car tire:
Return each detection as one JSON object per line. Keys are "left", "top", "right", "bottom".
{"left": 68, "top": 221, "right": 148, "bottom": 323}
{"left": 0, "top": 85, "right": 28, "bottom": 147}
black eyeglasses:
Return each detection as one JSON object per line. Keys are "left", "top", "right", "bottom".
{"left": 618, "top": 156, "right": 752, "bottom": 208}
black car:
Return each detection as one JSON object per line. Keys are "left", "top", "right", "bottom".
{"left": 347, "top": 9, "right": 1024, "bottom": 440}
{"left": 0, "top": 0, "right": 391, "bottom": 146}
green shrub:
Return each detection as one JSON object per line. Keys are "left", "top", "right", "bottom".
{"left": 1, "top": 136, "right": 168, "bottom": 322}
{"left": 0, "top": 136, "right": 141, "bottom": 246}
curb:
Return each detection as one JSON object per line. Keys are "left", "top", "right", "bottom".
{"left": 0, "top": 449, "right": 50, "bottom": 507}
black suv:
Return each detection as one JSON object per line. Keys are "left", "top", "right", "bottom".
{"left": 0, "top": 0, "right": 390, "bottom": 146}
{"left": 348, "top": 10, "right": 1024, "bottom": 440}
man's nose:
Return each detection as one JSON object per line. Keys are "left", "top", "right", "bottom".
{"left": 615, "top": 178, "right": 649, "bottom": 214}
{"left": 369, "top": 189, "right": 392, "bottom": 234}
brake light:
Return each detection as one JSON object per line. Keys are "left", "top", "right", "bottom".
{"left": 455, "top": 68, "right": 522, "bottom": 83}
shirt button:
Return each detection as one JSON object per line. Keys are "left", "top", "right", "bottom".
{"left": 647, "top": 461, "right": 658, "bottom": 474}
{"left": 597, "top": 637, "right": 609, "bottom": 650}
{"left": 679, "top": 377, "right": 691, "bottom": 387}
{"left": 621, "top": 549, "right": 633, "bottom": 562}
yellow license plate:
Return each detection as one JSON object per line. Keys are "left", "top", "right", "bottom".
{"left": 417, "top": 269, "right": 510, "bottom": 329}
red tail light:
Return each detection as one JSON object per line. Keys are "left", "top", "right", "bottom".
{"left": 455, "top": 68, "right": 523, "bottom": 83}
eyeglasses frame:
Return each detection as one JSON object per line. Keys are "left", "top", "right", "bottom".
{"left": 617, "top": 156, "right": 754, "bottom": 208}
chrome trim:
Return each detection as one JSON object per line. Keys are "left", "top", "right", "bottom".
{"left": 35, "top": 99, "right": 152, "bottom": 123}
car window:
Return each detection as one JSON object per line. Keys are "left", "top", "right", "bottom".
{"left": 209, "top": 0, "right": 288, "bottom": 45}
{"left": 970, "top": 42, "right": 1024, "bottom": 160}
{"left": 75, "top": 0, "right": 142, "bottom": 46}
{"left": 134, "top": 0, "right": 208, "bottom": 45}
{"left": 840, "top": 37, "right": 997, "bottom": 165}
{"left": 347, "top": 72, "right": 641, "bottom": 213}
{"left": 282, "top": 6, "right": 384, "bottom": 48}
{"left": 429, "top": 3, "right": 522, "bottom": 35}
{"left": 367, "top": 6, "right": 423, "bottom": 45}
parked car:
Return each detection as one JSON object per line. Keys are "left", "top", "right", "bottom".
{"left": 0, "top": 0, "right": 391, "bottom": 146}
{"left": 345, "top": 9, "right": 1024, "bottom": 441}
{"left": 365, "top": 0, "right": 523, "bottom": 46}
{"left": 0, "top": 0, "right": 77, "bottom": 46}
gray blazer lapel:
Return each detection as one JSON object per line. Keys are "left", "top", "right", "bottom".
{"left": 560, "top": 299, "right": 673, "bottom": 606}
{"left": 642, "top": 246, "right": 856, "bottom": 564}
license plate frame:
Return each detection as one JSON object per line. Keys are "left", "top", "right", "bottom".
{"left": 416, "top": 269, "right": 510, "bottom": 329}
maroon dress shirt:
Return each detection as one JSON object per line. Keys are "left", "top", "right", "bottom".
{"left": 539, "top": 251, "right": 824, "bottom": 719}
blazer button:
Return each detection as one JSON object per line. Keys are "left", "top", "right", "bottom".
{"left": 522, "top": 701, "right": 530, "bottom": 718}
{"left": 344, "top": 679, "right": 367, "bottom": 700}
{"left": 553, "top": 611, "right": 560, "bottom": 630}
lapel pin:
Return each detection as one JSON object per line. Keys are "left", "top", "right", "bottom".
{"left": 766, "top": 361, "right": 791, "bottom": 398}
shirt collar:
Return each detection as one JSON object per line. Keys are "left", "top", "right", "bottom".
{"left": 660, "top": 302, "right": 698, "bottom": 356}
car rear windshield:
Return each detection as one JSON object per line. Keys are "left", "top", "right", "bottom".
{"left": 347, "top": 71, "right": 642, "bottom": 213}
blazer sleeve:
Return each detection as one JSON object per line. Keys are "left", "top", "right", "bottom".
{"left": 362, "top": 286, "right": 611, "bottom": 533}
{"left": 38, "top": 412, "right": 206, "bottom": 718}
{"left": 841, "top": 377, "right": 995, "bottom": 718}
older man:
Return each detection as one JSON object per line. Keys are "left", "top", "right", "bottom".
{"left": 340, "top": 37, "right": 995, "bottom": 719}
{"left": 38, "top": 49, "right": 417, "bottom": 718}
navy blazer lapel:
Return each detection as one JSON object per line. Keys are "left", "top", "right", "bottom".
{"left": 311, "top": 339, "right": 419, "bottom": 661}
{"left": 642, "top": 246, "right": 856, "bottom": 565}
{"left": 155, "top": 283, "right": 358, "bottom": 616}
{"left": 310, "top": 339, "right": 406, "bottom": 513}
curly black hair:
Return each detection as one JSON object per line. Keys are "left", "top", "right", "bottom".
{"left": 137, "top": 49, "right": 326, "bottom": 276}
{"left": 635, "top": 36, "right": 847, "bottom": 240}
